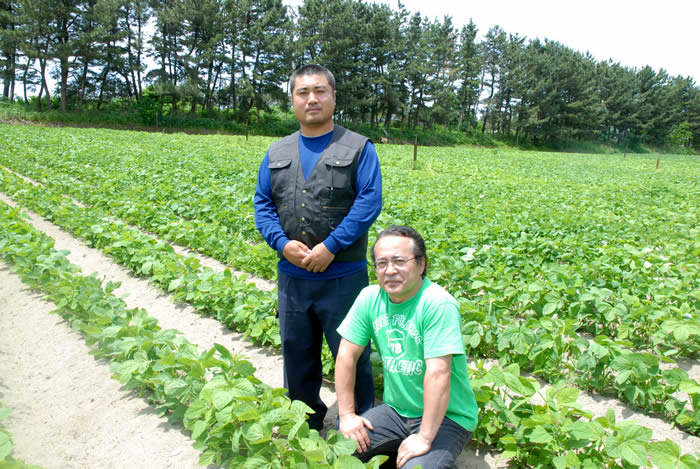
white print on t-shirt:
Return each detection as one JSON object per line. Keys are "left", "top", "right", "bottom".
{"left": 372, "top": 313, "right": 390, "bottom": 332}
{"left": 372, "top": 313, "right": 423, "bottom": 345}
{"left": 391, "top": 315, "right": 423, "bottom": 344}
{"left": 383, "top": 328, "right": 424, "bottom": 376}
{"left": 383, "top": 356, "right": 424, "bottom": 376}
{"left": 386, "top": 328, "right": 406, "bottom": 358}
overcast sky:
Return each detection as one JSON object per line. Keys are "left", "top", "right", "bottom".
{"left": 284, "top": 0, "right": 698, "bottom": 82}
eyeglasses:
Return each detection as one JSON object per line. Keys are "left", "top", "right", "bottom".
{"left": 374, "top": 257, "right": 417, "bottom": 272}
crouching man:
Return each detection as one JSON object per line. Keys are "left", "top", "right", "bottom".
{"left": 335, "top": 226, "right": 478, "bottom": 468}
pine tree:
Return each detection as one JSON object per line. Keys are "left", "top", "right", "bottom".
{"left": 455, "top": 19, "right": 481, "bottom": 129}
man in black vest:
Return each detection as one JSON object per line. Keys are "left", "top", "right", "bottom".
{"left": 254, "top": 64, "right": 382, "bottom": 431}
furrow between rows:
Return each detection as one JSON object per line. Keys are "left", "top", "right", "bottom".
{"left": 0, "top": 266, "right": 204, "bottom": 469}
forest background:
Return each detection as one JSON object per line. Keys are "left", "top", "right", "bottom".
{"left": 0, "top": 0, "right": 698, "bottom": 152}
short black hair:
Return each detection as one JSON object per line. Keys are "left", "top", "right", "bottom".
{"left": 289, "top": 64, "right": 336, "bottom": 93}
{"left": 371, "top": 225, "right": 428, "bottom": 278}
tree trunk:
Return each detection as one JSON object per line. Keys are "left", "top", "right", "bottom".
{"left": 119, "top": 67, "right": 133, "bottom": 98}
{"left": 38, "top": 56, "right": 52, "bottom": 111}
{"left": 210, "top": 64, "right": 221, "bottom": 115}
{"left": 9, "top": 53, "right": 15, "bottom": 101}
{"left": 135, "top": 10, "right": 143, "bottom": 99}
{"left": 204, "top": 60, "right": 214, "bottom": 113}
{"left": 229, "top": 48, "right": 237, "bottom": 111}
{"left": 60, "top": 56, "right": 69, "bottom": 112}
{"left": 125, "top": 3, "right": 140, "bottom": 103}
{"left": 79, "top": 61, "right": 89, "bottom": 106}
{"left": 414, "top": 88, "right": 424, "bottom": 128}
{"left": 2, "top": 58, "right": 10, "bottom": 98}
{"left": 22, "top": 59, "right": 29, "bottom": 103}
{"left": 97, "top": 61, "right": 111, "bottom": 110}
{"left": 384, "top": 109, "right": 393, "bottom": 130}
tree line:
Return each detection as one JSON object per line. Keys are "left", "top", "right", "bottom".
{"left": 1, "top": 0, "right": 698, "bottom": 149}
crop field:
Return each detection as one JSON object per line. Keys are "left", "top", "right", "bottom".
{"left": 0, "top": 123, "right": 699, "bottom": 468}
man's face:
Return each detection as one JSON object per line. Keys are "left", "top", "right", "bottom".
{"left": 374, "top": 235, "right": 425, "bottom": 304}
{"left": 291, "top": 73, "right": 336, "bottom": 132}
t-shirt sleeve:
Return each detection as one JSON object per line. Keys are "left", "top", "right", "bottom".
{"left": 422, "top": 299, "right": 466, "bottom": 359}
{"left": 337, "top": 287, "right": 373, "bottom": 347}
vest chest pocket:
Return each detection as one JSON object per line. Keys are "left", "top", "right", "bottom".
{"left": 269, "top": 158, "right": 293, "bottom": 174}
{"left": 269, "top": 158, "right": 293, "bottom": 214}
{"left": 321, "top": 187, "right": 354, "bottom": 229}
{"left": 325, "top": 158, "right": 354, "bottom": 189}
{"left": 322, "top": 158, "right": 355, "bottom": 229}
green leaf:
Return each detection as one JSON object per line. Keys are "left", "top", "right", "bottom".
{"left": 303, "top": 449, "right": 327, "bottom": 463}
{"left": 164, "top": 378, "right": 188, "bottom": 396}
{"left": 554, "top": 386, "right": 579, "bottom": 405}
{"left": 614, "top": 369, "right": 634, "bottom": 385}
{"left": 231, "top": 378, "right": 257, "bottom": 399}
{"left": 679, "top": 454, "right": 700, "bottom": 469}
{"left": 212, "top": 388, "right": 234, "bottom": 410}
{"left": 198, "top": 449, "right": 217, "bottom": 466}
{"left": 605, "top": 423, "right": 652, "bottom": 466}
{"left": 168, "top": 278, "right": 183, "bottom": 291}
{"left": 543, "top": 302, "right": 557, "bottom": 315}
{"left": 570, "top": 420, "right": 601, "bottom": 443}
{"left": 333, "top": 454, "right": 365, "bottom": 469}
{"left": 679, "top": 380, "right": 700, "bottom": 394}
{"left": 553, "top": 451, "right": 581, "bottom": 469}
{"left": 240, "top": 455, "right": 272, "bottom": 469}
{"left": 291, "top": 400, "right": 314, "bottom": 417}
{"left": 529, "top": 426, "right": 553, "bottom": 444}
{"left": 243, "top": 422, "right": 270, "bottom": 445}
{"left": 184, "top": 399, "right": 207, "bottom": 422}
{"left": 328, "top": 432, "right": 357, "bottom": 455}
{"left": 0, "top": 431, "right": 12, "bottom": 459}
{"left": 648, "top": 439, "right": 681, "bottom": 468}
{"left": 364, "top": 455, "right": 389, "bottom": 468}
{"left": 288, "top": 418, "right": 306, "bottom": 440}
{"left": 190, "top": 419, "right": 208, "bottom": 440}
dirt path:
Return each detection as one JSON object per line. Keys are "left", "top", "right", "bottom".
{"left": 0, "top": 266, "right": 204, "bottom": 468}
{"left": 1, "top": 192, "right": 698, "bottom": 467}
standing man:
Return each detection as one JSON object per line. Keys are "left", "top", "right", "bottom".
{"left": 335, "top": 226, "right": 478, "bottom": 468}
{"left": 254, "top": 64, "right": 381, "bottom": 431}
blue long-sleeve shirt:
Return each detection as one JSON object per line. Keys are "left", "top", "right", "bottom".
{"left": 254, "top": 129, "right": 382, "bottom": 279}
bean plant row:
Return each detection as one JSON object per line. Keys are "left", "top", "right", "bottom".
{"left": 2, "top": 126, "right": 698, "bottom": 427}
{"left": 2, "top": 190, "right": 698, "bottom": 468}
{"left": 1, "top": 124, "right": 699, "bottom": 467}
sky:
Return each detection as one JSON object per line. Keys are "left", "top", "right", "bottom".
{"left": 284, "top": 0, "right": 699, "bottom": 82}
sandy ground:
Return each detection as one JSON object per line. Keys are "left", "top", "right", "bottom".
{"left": 0, "top": 266, "right": 205, "bottom": 469}
{"left": 0, "top": 192, "right": 698, "bottom": 468}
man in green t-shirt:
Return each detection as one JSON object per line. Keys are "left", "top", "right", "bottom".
{"left": 336, "top": 226, "right": 478, "bottom": 468}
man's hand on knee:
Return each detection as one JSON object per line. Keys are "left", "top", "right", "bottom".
{"left": 339, "top": 413, "right": 374, "bottom": 454}
{"left": 397, "top": 433, "right": 431, "bottom": 468}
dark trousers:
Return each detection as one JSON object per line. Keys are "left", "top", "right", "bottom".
{"left": 356, "top": 404, "right": 472, "bottom": 469}
{"left": 277, "top": 268, "right": 375, "bottom": 430}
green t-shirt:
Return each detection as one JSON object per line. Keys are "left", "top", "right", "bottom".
{"left": 338, "top": 278, "right": 478, "bottom": 432}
